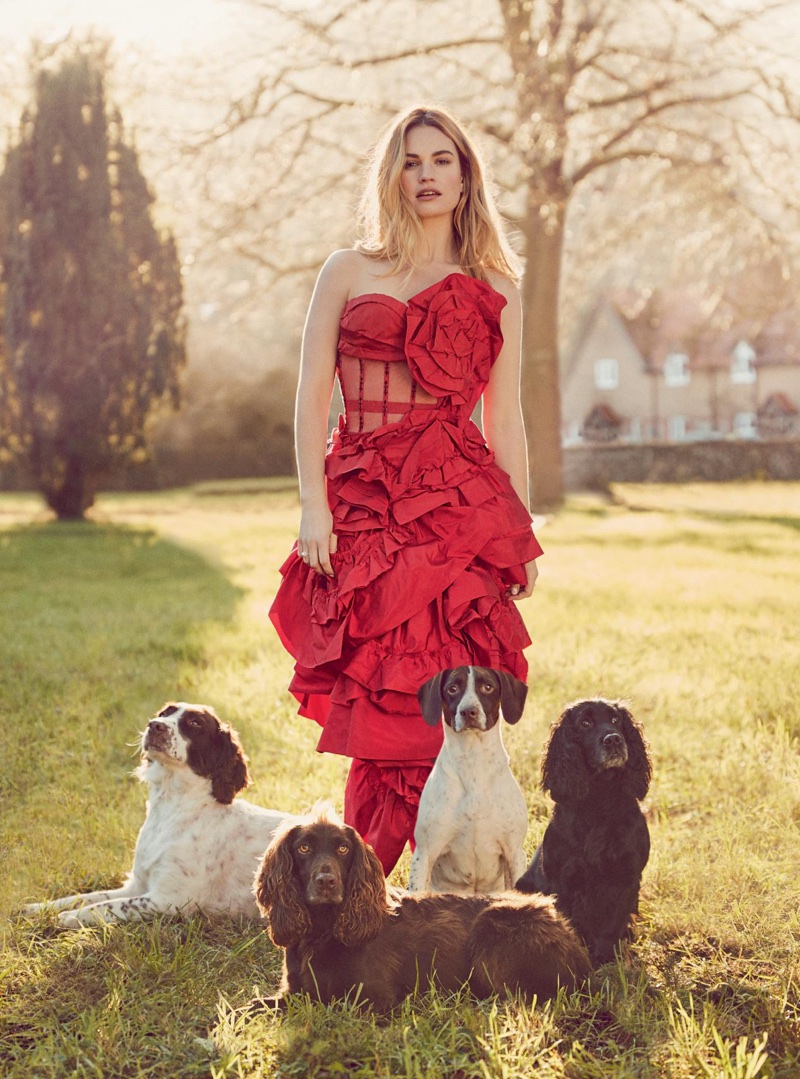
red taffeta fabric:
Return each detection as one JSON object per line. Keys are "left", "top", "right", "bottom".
{"left": 269, "top": 273, "right": 543, "bottom": 871}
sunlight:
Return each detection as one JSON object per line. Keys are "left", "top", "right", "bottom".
{"left": 0, "top": 0, "right": 233, "bottom": 51}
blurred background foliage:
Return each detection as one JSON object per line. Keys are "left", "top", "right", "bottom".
{"left": 1, "top": 0, "right": 800, "bottom": 506}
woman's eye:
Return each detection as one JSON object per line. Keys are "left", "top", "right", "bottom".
{"left": 404, "top": 160, "right": 418, "bottom": 169}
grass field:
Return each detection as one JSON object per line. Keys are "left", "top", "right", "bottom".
{"left": 1, "top": 481, "right": 798, "bottom": 1078}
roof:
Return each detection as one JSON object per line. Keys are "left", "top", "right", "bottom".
{"left": 758, "top": 392, "right": 798, "bottom": 417}
{"left": 609, "top": 283, "right": 800, "bottom": 372}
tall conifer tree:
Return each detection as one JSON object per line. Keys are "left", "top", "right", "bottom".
{"left": 0, "top": 41, "right": 185, "bottom": 518}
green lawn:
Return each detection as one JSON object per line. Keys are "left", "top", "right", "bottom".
{"left": 1, "top": 482, "right": 798, "bottom": 1078}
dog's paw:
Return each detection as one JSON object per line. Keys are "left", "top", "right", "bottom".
{"left": 57, "top": 911, "right": 85, "bottom": 929}
{"left": 21, "top": 901, "right": 62, "bottom": 919}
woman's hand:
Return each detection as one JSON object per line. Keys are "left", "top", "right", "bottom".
{"left": 298, "top": 502, "right": 338, "bottom": 577}
{"left": 507, "top": 558, "right": 538, "bottom": 601}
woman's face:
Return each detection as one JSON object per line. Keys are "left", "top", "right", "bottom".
{"left": 399, "top": 124, "right": 463, "bottom": 221}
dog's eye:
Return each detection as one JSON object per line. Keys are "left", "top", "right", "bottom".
{"left": 186, "top": 715, "right": 203, "bottom": 728}
{"left": 446, "top": 685, "right": 460, "bottom": 695}
{"left": 610, "top": 715, "right": 619, "bottom": 725}
{"left": 480, "top": 683, "right": 495, "bottom": 694}
{"left": 297, "top": 843, "right": 311, "bottom": 854}
{"left": 337, "top": 844, "right": 350, "bottom": 855}
{"left": 580, "top": 717, "right": 592, "bottom": 728}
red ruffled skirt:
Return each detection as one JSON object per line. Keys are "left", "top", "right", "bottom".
{"left": 269, "top": 408, "right": 543, "bottom": 762}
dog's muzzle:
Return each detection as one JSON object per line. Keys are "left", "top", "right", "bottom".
{"left": 599, "top": 732, "right": 628, "bottom": 768}
{"left": 143, "top": 720, "right": 174, "bottom": 755}
{"left": 307, "top": 864, "right": 345, "bottom": 904}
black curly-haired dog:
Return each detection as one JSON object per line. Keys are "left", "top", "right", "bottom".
{"left": 515, "top": 699, "right": 651, "bottom": 964}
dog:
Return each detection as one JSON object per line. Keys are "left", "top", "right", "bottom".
{"left": 251, "top": 806, "right": 590, "bottom": 1011}
{"left": 515, "top": 699, "right": 652, "bottom": 964}
{"left": 24, "top": 703, "right": 296, "bottom": 926}
{"left": 408, "top": 667, "right": 529, "bottom": 894}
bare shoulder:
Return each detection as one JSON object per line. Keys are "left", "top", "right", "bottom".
{"left": 310, "top": 249, "right": 362, "bottom": 312}
{"left": 317, "top": 248, "right": 359, "bottom": 287}
{"left": 485, "top": 270, "right": 520, "bottom": 308}
{"left": 321, "top": 248, "right": 364, "bottom": 276}
{"left": 316, "top": 249, "right": 387, "bottom": 305}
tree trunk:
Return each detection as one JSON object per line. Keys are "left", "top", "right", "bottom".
{"left": 42, "top": 454, "right": 96, "bottom": 520}
{"left": 520, "top": 201, "right": 566, "bottom": 511}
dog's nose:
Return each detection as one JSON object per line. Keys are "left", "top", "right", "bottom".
{"left": 314, "top": 867, "right": 337, "bottom": 891}
{"left": 602, "top": 732, "right": 623, "bottom": 748}
{"left": 459, "top": 705, "right": 480, "bottom": 723}
{"left": 148, "top": 721, "right": 169, "bottom": 735}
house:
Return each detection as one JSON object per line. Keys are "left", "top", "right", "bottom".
{"left": 561, "top": 286, "right": 800, "bottom": 444}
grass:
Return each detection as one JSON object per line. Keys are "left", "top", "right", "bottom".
{"left": 1, "top": 480, "right": 798, "bottom": 1077}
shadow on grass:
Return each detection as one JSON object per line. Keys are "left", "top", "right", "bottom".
{"left": 1, "top": 917, "right": 281, "bottom": 1077}
{"left": 0, "top": 519, "right": 242, "bottom": 698}
{"left": 0, "top": 520, "right": 243, "bottom": 907}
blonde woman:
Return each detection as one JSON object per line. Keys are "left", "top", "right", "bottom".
{"left": 270, "top": 106, "right": 542, "bottom": 874}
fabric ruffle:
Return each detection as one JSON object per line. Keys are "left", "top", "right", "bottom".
{"left": 270, "top": 407, "right": 541, "bottom": 761}
{"left": 270, "top": 272, "right": 541, "bottom": 762}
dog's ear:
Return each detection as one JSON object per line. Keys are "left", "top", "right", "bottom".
{"left": 541, "top": 703, "right": 590, "bottom": 803}
{"left": 417, "top": 671, "right": 447, "bottom": 727}
{"left": 333, "top": 829, "right": 392, "bottom": 946}
{"left": 616, "top": 704, "right": 652, "bottom": 800}
{"left": 254, "top": 825, "right": 310, "bottom": 947}
{"left": 210, "top": 725, "right": 251, "bottom": 804}
{"left": 498, "top": 673, "right": 528, "bottom": 725}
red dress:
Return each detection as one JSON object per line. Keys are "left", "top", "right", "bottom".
{"left": 269, "top": 273, "right": 543, "bottom": 870}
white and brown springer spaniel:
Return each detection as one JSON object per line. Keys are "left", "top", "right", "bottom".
{"left": 24, "top": 703, "right": 297, "bottom": 927}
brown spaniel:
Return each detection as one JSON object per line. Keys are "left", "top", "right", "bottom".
{"left": 252, "top": 806, "right": 589, "bottom": 1012}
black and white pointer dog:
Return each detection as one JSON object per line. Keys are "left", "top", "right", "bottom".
{"left": 408, "top": 667, "right": 529, "bottom": 895}
{"left": 516, "top": 698, "right": 652, "bottom": 964}
{"left": 24, "top": 703, "right": 296, "bottom": 926}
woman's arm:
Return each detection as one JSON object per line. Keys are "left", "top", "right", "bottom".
{"left": 294, "top": 250, "right": 355, "bottom": 576}
{"left": 482, "top": 279, "right": 538, "bottom": 599}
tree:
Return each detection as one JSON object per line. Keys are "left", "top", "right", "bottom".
{"left": 193, "top": 0, "right": 799, "bottom": 508}
{"left": 0, "top": 40, "right": 186, "bottom": 519}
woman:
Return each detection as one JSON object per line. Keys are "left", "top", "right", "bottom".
{"left": 270, "top": 105, "right": 542, "bottom": 874}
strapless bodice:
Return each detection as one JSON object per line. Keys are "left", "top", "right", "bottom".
{"left": 336, "top": 273, "right": 507, "bottom": 432}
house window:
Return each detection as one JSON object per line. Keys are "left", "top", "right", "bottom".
{"left": 731, "top": 340, "right": 756, "bottom": 384}
{"left": 594, "top": 358, "right": 619, "bottom": 389}
{"left": 664, "top": 352, "right": 690, "bottom": 387}
{"left": 734, "top": 412, "right": 757, "bottom": 438}
{"left": 668, "top": 415, "right": 687, "bottom": 441}
{"left": 692, "top": 420, "right": 713, "bottom": 440}
{"left": 629, "top": 417, "right": 642, "bottom": 442}
{"left": 565, "top": 419, "right": 582, "bottom": 444}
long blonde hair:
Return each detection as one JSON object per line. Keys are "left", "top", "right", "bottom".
{"left": 355, "top": 105, "right": 521, "bottom": 282}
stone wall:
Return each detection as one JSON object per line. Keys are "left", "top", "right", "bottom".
{"left": 563, "top": 438, "right": 800, "bottom": 490}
